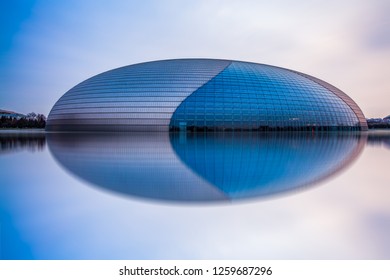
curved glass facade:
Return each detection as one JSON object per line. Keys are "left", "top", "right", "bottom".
{"left": 46, "top": 59, "right": 367, "bottom": 131}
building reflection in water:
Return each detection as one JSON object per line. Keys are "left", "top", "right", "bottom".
{"left": 0, "top": 132, "right": 46, "bottom": 155}
{"left": 46, "top": 131, "right": 367, "bottom": 202}
{"left": 171, "top": 132, "right": 366, "bottom": 199}
{"left": 367, "top": 130, "right": 390, "bottom": 149}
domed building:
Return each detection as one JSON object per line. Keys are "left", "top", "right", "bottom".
{"left": 46, "top": 59, "right": 367, "bottom": 132}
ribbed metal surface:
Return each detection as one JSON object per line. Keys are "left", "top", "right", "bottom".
{"left": 46, "top": 59, "right": 230, "bottom": 131}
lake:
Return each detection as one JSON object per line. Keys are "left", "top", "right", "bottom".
{"left": 1, "top": 130, "right": 389, "bottom": 259}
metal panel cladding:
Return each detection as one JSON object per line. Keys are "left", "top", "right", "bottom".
{"left": 46, "top": 59, "right": 231, "bottom": 131}
{"left": 46, "top": 59, "right": 367, "bottom": 132}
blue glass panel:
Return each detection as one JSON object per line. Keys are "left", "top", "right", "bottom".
{"left": 170, "top": 62, "right": 361, "bottom": 131}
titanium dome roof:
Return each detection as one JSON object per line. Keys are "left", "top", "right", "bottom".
{"left": 46, "top": 59, "right": 367, "bottom": 132}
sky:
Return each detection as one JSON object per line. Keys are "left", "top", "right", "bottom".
{"left": 0, "top": 0, "right": 389, "bottom": 118}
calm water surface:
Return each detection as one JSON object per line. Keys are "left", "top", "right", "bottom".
{"left": 0, "top": 130, "right": 389, "bottom": 259}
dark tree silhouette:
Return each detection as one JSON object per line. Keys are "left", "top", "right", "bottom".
{"left": 0, "top": 112, "right": 46, "bottom": 128}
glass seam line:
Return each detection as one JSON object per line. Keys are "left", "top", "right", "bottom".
{"left": 169, "top": 61, "right": 233, "bottom": 125}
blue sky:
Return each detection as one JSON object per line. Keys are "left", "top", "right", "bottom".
{"left": 1, "top": 0, "right": 389, "bottom": 117}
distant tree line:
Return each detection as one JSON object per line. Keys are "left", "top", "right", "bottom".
{"left": 368, "top": 123, "right": 390, "bottom": 129}
{"left": 367, "top": 118, "right": 390, "bottom": 129}
{"left": 0, "top": 112, "right": 46, "bottom": 128}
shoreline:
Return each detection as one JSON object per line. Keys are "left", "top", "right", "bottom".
{"left": 0, "top": 128, "right": 46, "bottom": 133}
{"left": 1, "top": 128, "right": 390, "bottom": 134}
